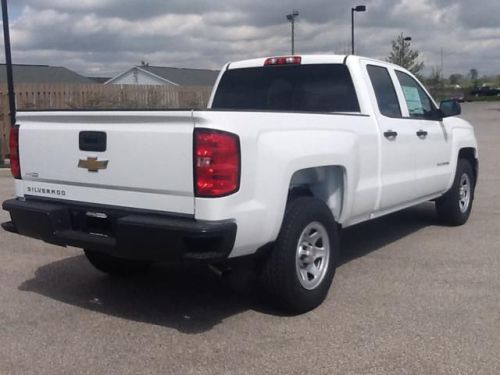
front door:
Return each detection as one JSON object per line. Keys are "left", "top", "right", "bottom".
{"left": 393, "top": 70, "right": 453, "bottom": 197}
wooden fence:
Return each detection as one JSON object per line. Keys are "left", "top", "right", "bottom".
{"left": 0, "top": 83, "right": 213, "bottom": 160}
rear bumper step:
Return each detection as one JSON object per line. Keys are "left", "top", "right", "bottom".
{"left": 2, "top": 198, "right": 236, "bottom": 262}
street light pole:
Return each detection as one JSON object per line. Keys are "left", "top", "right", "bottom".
{"left": 1, "top": 0, "right": 16, "bottom": 127}
{"left": 351, "top": 5, "right": 366, "bottom": 55}
{"left": 400, "top": 35, "right": 412, "bottom": 67}
{"left": 286, "top": 10, "right": 299, "bottom": 55}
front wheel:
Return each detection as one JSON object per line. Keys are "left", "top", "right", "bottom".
{"left": 436, "top": 159, "right": 475, "bottom": 226}
{"left": 84, "top": 249, "right": 152, "bottom": 276}
{"left": 260, "top": 197, "right": 339, "bottom": 313}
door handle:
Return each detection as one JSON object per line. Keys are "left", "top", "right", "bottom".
{"left": 383, "top": 130, "right": 398, "bottom": 140}
{"left": 416, "top": 130, "right": 428, "bottom": 138}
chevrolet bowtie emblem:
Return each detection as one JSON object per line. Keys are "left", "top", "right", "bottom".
{"left": 78, "top": 157, "right": 109, "bottom": 172}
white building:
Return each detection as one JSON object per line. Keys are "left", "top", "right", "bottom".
{"left": 105, "top": 65, "right": 220, "bottom": 87}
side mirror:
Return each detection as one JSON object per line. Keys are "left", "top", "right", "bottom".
{"left": 439, "top": 99, "right": 461, "bottom": 118}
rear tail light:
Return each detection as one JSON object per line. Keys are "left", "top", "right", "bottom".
{"left": 9, "top": 126, "right": 21, "bottom": 179}
{"left": 264, "top": 56, "right": 302, "bottom": 66}
{"left": 194, "top": 129, "right": 240, "bottom": 197}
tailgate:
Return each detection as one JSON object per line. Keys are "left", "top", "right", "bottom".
{"left": 17, "top": 111, "right": 196, "bottom": 215}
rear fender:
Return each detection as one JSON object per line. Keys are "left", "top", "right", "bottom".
{"left": 255, "top": 130, "right": 358, "bottom": 245}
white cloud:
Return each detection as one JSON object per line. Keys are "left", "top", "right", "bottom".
{"left": 2, "top": 0, "right": 499, "bottom": 77}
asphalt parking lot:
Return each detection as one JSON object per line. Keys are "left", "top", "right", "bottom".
{"left": 0, "top": 102, "right": 499, "bottom": 375}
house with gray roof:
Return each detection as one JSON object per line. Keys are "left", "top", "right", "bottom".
{"left": 87, "top": 76, "right": 111, "bottom": 84}
{"left": 105, "top": 65, "right": 220, "bottom": 87}
{"left": 0, "top": 64, "right": 93, "bottom": 84}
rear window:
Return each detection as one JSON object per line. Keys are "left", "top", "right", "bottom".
{"left": 212, "top": 64, "right": 360, "bottom": 113}
{"left": 366, "top": 65, "right": 402, "bottom": 118}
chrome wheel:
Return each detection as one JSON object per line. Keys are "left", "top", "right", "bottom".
{"left": 458, "top": 173, "right": 471, "bottom": 213}
{"left": 296, "top": 222, "right": 330, "bottom": 290}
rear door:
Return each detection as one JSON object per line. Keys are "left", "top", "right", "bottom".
{"left": 17, "top": 111, "right": 196, "bottom": 214}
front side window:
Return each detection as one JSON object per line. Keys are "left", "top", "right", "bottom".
{"left": 395, "top": 71, "right": 437, "bottom": 119}
{"left": 212, "top": 64, "right": 360, "bottom": 113}
{"left": 366, "top": 65, "right": 401, "bottom": 118}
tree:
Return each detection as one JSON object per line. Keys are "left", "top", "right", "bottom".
{"left": 428, "top": 67, "right": 442, "bottom": 87}
{"left": 448, "top": 73, "right": 464, "bottom": 86}
{"left": 469, "top": 68, "right": 480, "bottom": 88}
{"left": 386, "top": 33, "right": 424, "bottom": 76}
{"left": 469, "top": 69, "right": 478, "bottom": 81}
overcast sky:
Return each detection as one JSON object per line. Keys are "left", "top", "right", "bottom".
{"left": 2, "top": 0, "right": 499, "bottom": 78}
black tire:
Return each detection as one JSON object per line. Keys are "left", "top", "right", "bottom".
{"left": 260, "top": 197, "right": 339, "bottom": 313}
{"left": 84, "top": 249, "right": 152, "bottom": 276}
{"left": 436, "top": 159, "right": 475, "bottom": 226}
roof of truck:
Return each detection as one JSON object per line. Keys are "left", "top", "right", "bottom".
{"left": 226, "top": 54, "right": 405, "bottom": 72}
{"left": 227, "top": 55, "right": 349, "bottom": 70}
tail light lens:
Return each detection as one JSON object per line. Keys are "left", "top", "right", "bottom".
{"left": 194, "top": 129, "right": 240, "bottom": 197}
{"left": 9, "top": 127, "right": 21, "bottom": 179}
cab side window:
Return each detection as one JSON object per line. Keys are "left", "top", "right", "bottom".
{"left": 395, "top": 71, "right": 437, "bottom": 120}
{"left": 367, "top": 65, "right": 402, "bottom": 118}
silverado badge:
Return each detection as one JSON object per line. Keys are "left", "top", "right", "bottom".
{"left": 78, "top": 157, "right": 109, "bottom": 172}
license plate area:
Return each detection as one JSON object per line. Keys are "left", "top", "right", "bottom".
{"left": 70, "top": 209, "right": 114, "bottom": 237}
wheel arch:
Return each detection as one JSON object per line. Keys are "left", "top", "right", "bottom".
{"left": 458, "top": 147, "right": 478, "bottom": 185}
{"left": 446, "top": 125, "right": 478, "bottom": 191}
{"left": 287, "top": 165, "right": 346, "bottom": 222}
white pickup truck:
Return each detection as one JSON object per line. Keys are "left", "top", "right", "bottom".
{"left": 2, "top": 55, "right": 478, "bottom": 312}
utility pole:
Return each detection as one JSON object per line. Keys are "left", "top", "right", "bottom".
{"left": 440, "top": 47, "right": 444, "bottom": 94}
{"left": 1, "top": 0, "right": 16, "bottom": 127}
{"left": 286, "top": 10, "right": 299, "bottom": 55}
{"left": 440, "top": 47, "right": 444, "bottom": 77}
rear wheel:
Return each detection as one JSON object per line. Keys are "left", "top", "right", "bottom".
{"left": 84, "top": 249, "right": 152, "bottom": 276}
{"left": 436, "top": 159, "right": 475, "bottom": 226}
{"left": 260, "top": 197, "right": 339, "bottom": 313}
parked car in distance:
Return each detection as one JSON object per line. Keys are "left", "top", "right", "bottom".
{"left": 470, "top": 86, "right": 500, "bottom": 97}
{"left": 447, "top": 92, "right": 465, "bottom": 103}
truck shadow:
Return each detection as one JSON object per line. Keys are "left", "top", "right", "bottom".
{"left": 18, "top": 203, "right": 439, "bottom": 333}
{"left": 18, "top": 258, "right": 253, "bottom": 334}
{"left": 339, "top": 202, "right": 438, "bottom": 265}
